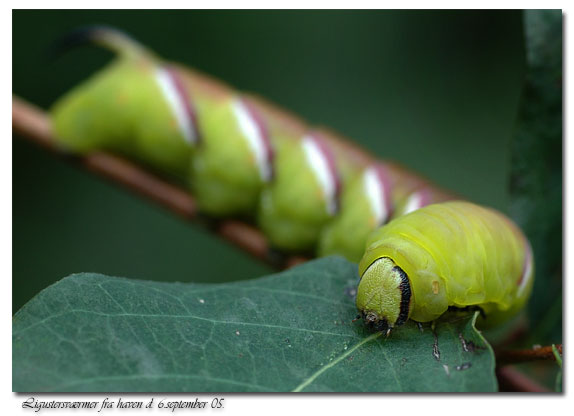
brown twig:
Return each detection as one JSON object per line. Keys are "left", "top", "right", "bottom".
{"left": 496, "top": 366, "right": 552, "bottom": 393}
{"left": 12, "top": 95, "right": 307, "bottom": 269}
{"left": 496, "top": 344, "right": 562, "bottom": 366}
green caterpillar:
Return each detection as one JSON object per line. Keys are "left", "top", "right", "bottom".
{"left": 356, "top": 201, "right": 534, "bottom": 334}
{"left": 50, "top": 27, "right": 534, "bottom": 331}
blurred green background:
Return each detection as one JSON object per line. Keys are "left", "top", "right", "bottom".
{"left": 13, "top": 10, "right": 526, "bottom": 314}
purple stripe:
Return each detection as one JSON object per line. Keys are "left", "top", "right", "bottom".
{"left": 417, "top": 188, "right": 432, "bottom": 208}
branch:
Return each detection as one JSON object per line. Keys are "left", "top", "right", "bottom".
{"left": 496, "top": 344, "right": 563, "bottom": 366}
{"left": 496, "top": 366, "right": 551, "bottom": 393}
{"left": 12, "top": 95, "right": 307, "bottom": 269}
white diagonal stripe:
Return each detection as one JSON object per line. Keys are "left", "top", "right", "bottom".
{"left": 302, "top": 135, "right": 337, "bottom": 216}
{"left": 403, "top": 191, "right": 424, "bottom": 215}
{"left": 154, "top": 67, "right": 197, "bottom": 145}
{"left": 363, "top": 167, "right": 390, "bottom": 225}
{"left": 232, "top": 97, "right": 272, "bottom": 182}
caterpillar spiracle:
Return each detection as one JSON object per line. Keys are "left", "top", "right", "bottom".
{"left": 50, "top": 27, "right": 534, "bottom": 331}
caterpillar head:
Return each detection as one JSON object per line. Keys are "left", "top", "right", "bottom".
{"left": 356, "top": 257, "right": 413, "bottom": 335}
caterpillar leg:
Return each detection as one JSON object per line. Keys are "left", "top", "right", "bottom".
{"left": 447, "top": 305, "right": 486, "bottom": 319}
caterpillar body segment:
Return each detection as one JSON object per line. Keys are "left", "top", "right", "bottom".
{"left": 317, "top": 164, "right": 392, "bottom": 262}
{"left": 258, "top": 130, "right": 353, "bottom": 252}
{"left": 188, "top": 94, "right": 271, "bottom": 216}
{"left": 356, "top": 201, "right": 534, "bottom": 332}
{"left": 51, "top": 45, "right": 199, "bottom": 181}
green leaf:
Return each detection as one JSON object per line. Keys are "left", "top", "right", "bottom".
{"left": 13, "top": 257, "right": 496, "bottom": 392}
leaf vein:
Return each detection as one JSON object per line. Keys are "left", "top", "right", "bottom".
{"left": 291, "top": 332, "right": 382, "bottom": 392}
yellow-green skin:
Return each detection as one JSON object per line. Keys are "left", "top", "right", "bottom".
{"left": 189, "top": 96, "right": 266, "bottom": 216}
{"left": 258, "top": 138, "right": 332, "bottom": 251}
{"left": 51, "top": 58, "right": 194, "bottom": 182}
{"left": 317, "top": 170, "right": 378, "bottom": 262}
{"left": 51, "top": 49, "right": 275, "bottom": 217}
{"left": 191, "top": 95, "right": 310, "bottom": 218}
{"left": 357, "top": 201, "right": 534, "bottom": 327}
{"left": 317, "top": 163, "right": 453, "bottom": 263}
